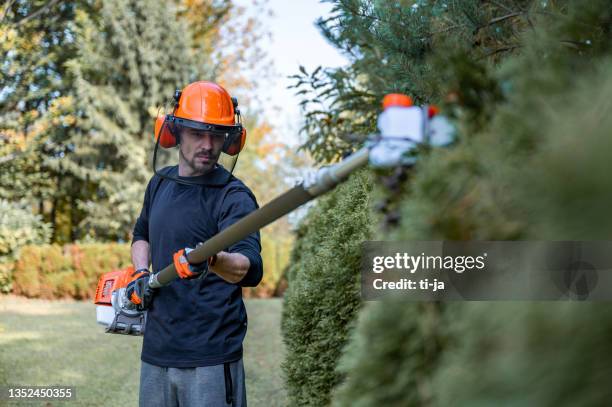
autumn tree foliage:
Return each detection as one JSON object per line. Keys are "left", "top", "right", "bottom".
{"left": 1, "top": 0, "right": 293, "bottom": 295}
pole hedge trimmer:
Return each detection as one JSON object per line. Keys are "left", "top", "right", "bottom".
{"left": 93, "top": 94, "right": 455, "bottom": 335}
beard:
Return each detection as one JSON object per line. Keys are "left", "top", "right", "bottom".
{"left": 179, "top": 148, "right": 220, "bottom": 175}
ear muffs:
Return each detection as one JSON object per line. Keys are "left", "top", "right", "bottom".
{"left": 223, "top": 127, "right": 247, "bottom": 156}
{"left": 223, "top": 100, "right": 246, "bottom": 156}
{"left": 154, "top": 115, "right": 178, "bottom": 148}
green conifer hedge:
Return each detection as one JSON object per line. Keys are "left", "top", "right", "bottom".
{"left": 282, "top": 170, "right": 373, "bottom": 406}
{"left": 283, "top": 0, "right": 612, "bottom": 405}
{"left": 331, "top": 1, "right": 612, "bottom": 406}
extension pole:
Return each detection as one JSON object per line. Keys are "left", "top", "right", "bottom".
{"left": 148, "top": 147, "right": 370, "bottom": 288}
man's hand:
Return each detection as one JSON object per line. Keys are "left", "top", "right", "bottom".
{"left": 172, "top": 246, "right": 250, "bottom": 284}
{"left": 173, "top": 246, "right": 211, "bottom": 279}
{"left": 126, "top": 269, "right": 155, "bottom": 310}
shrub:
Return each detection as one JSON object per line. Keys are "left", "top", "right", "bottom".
{"left": 9, "top": 238, "right": 286, "bottom": 300}
{"left": 0, "top": 199, "right": 51, "bottom": 292}
{"left": 12, "top": 243, "right": 131, "bottom": 299}
{"left": 281, "top": 170, "right": 373, "bottom": 406}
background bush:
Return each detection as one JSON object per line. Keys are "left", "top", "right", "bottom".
{"left": 8, "top": 239, "right": 287, "bottom": 300}
{"left": 12, "top": 243, "right": 131, "bottom": 299}
{"left": 0, "top": 199, "right": 51, "bottom": 293}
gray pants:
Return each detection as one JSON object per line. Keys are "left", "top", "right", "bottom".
{"left": 139, "top": 359, "right": 246, "bottom": 407}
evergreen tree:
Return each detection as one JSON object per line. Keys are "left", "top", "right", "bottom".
{"left": 0, "top": 0, "right": 76, "bottom": 215}
{"left": 58, "top": 0, "right": 196, "bottom": 241}
{"left": 293, "top": 0, "right": 542, "bottom": 163}
{"left": 2, "top": 0, "right": 272, "bottom": 243}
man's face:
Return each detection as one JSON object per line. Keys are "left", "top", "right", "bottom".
{"left": 178, "top": 127, "right": 225, "bottom": 175}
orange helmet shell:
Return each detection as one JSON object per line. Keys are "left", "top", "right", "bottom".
{"left": 175, "top": 81, "right": 235, "bottom": 125}
{"left": 154, "top": 81, "right": 246, "bottom": 155}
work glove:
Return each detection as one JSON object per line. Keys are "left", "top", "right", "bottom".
{"left": 173, "top": 244, "right": 217, "bottom": 280}
{"left": 125, "top": 268, "right": 156, "bottom": 311}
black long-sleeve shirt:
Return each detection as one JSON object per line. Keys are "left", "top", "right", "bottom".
{"left": 132, "top": 165, "right": 263, "bottom": 367}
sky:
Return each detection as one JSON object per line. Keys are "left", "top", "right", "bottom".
{"left": 235, "top": 0, "right": 350, "bottom": 144}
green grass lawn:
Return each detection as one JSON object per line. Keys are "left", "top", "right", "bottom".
{"left": 0, "top": 296, "right": 286, "bottom": 406}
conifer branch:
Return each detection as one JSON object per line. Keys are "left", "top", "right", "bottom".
{"left": 486, "top": 0, "right": 517, "bottom": 14}
{"left": 14, "top": 0, "right": 60, "bottom": 27}
{"left": 0, "top": 0, "right": 16, "bottom": 24}
{"left": 483, "top": 44, "right": 520, "bottom": 57}
{"left": 487, "top": 12, "right": 522, "bottom": 26}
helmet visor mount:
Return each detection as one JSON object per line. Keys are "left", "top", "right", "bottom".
{"left": 171, "top": 116, "right": 242, "bottom": 140}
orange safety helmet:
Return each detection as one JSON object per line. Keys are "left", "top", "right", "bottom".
{"left": 154, "top": 81, "right": 247, "bottom": 156}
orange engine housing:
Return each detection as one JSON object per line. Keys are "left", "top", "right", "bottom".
{"left": 94, "top": 266, "right": 134, "bottom": 306}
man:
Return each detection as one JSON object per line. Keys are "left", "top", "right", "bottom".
{"left": 128, "top": 81, "right": 262, "bottom": 406}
